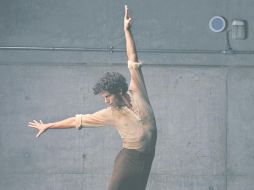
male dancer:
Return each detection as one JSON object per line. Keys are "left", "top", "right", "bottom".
{"left": 29, "top": 5, "right": 157, "bottom": 190}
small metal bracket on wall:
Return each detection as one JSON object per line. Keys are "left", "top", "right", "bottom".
{"left": 222, "top": 29, "right": 234, "bottom": 54}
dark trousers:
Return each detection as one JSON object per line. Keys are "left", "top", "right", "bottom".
{"left": 108, "top": 148, "right": 155, "bottom": 190}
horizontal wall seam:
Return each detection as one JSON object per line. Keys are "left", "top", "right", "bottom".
{"left": 1, "top": 46, "right": 254, "bottom": 54}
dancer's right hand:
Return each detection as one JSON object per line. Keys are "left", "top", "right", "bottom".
{"left": 28, "top": 120, "right": 51, "bottom": 138}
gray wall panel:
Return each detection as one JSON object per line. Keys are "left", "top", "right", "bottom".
{"left": 228, "top": 176, "right": 254, "bottom": 190}
{"left": 228, "top": 68, "right": 254, "bottom": 176}
{"left": 148, "top": 67, "right": 226, "bottom": 176}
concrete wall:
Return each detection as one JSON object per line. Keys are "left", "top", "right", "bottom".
{"left": 0, "top": 0, "right": 254, "bottom": 189}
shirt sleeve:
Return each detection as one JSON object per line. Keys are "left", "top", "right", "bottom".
{"left": 128, "top": 60, "right": 149, "bottom": 101}
{"left": 75, "top": 107, "right": 113, "bottom": 129}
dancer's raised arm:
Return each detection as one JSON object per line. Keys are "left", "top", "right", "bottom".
{"left": 124, "top": 5, "right": 149, "bottom": 99}
{"left": 124, "top": 5, "right": 138, "bottom": 62}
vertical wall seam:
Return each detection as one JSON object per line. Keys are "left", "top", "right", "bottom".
{"left": 225, "top": 66, "right": 229, "bottom": 190}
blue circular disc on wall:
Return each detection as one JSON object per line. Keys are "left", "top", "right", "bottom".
{"left": 209, "top": 16, "right": 226, "bottom": 32}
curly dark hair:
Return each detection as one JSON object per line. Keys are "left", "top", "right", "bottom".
{"left": 93, "top": 72, "right": 128, "bottom": 95}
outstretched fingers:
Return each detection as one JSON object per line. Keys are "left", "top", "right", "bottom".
{"left": 125, "top": 5, "right": 128, "bottom": 19}
{"left": 28, "top": 120, "right": 43, "bottom": 129}
{"left": 28, "top": 122, "right": 37, "bottom": 128}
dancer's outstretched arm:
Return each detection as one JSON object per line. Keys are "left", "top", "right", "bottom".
{"left": 28, "top": 117, "right": 76, "bottom": 138}
{"left": 28, "top": 108, "right": 113, "bottom": 138}
{"left": 124, "top": 5, "right": 138, "bottom": 62}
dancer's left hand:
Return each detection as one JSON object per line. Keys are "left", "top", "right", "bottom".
{"left": 124, "top": 5, "right": 132, "bottom": 31}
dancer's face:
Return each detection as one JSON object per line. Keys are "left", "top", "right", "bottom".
{"left": 100, "top": 90, "right": 123, "bottom": 107}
